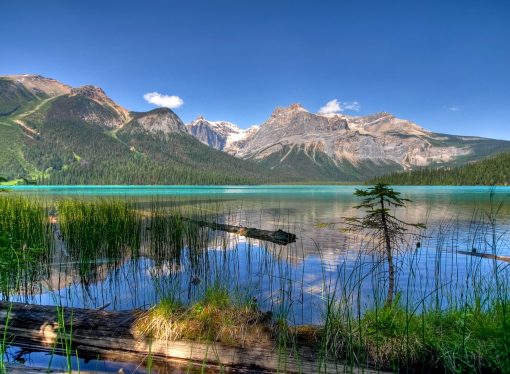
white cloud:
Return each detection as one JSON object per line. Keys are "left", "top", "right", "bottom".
{"left": 448, "top": 106, "right": 460, "bottom": 112}
{"left": 318, "top": 99, "right": 341, "bottom": 115}
{"left": 318, "top": 99, "right": 360, "bottom": 115}
{"left": 342, "top": 101, "right": 361, "bottom": 112}
{"left": 143, "top": 92, "right": 184, "bottom": 109}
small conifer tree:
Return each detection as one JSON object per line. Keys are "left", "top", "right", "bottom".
{"left": 347, "top": 183, "right": 425, "bottom": 305}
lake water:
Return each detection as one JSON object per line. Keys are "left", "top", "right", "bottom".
{"left": 6, "top": 185, "right": 510, "bottom": 325}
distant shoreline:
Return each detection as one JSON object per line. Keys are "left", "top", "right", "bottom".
{"left": 4, "top": 183, "right": 510, "bottom": 188}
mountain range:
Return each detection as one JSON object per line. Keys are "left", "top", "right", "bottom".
{"left": 0, "top": 75, "right": 287, "bottom": 184}
{"left": 186, "top": 105, "right": 510, "bottom": 181}
{"left": 1, "top": 74, "right": 510, "bottom": 184}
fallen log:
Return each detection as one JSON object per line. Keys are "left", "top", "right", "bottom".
{"left": 183, "top": 219, "right": 297, "bottom": 245}
{"left": 458, "top": 251, "right": 510, "bottom": 263}
{"left": 0, "top": 302, "right": 377, "bottom": 373}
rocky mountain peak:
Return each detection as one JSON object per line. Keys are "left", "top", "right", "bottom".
{"left": 271, "top": 103, "right": 309, "bottom": 118}
{"left": 366, "top": 112, "right": 393, "bottom": 121}
{"left": 192, "top": 104, "right": 453, "bottom": 173}
{"left": 70, "top": 85, "right": 130, "bottom": 125}
{"left": 188, "top": 117, "right": 240, "bottom": 132}
{"left": 2, "top": 73, "right": 508, "bottom": 183}
{"left": 290, "top": 103, "right": 305, "bottom": 111}
{"left": 186, "top": 117, "right": 245, "bottom": 150}
{"left": 4, "top": 74, "right": 71, "bottom": 96}
{"left": 351, "top": 111, "right": 427, "bottom": 136}
{"left": 129, "top": 108, "right": 186, "bottom": 135}
{"left": 71, "top": 85, "right": 107, "bottom": 100}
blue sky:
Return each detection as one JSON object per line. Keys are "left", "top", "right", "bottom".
{"left": 1, "top": 0, "right": 509, "bottom": 138}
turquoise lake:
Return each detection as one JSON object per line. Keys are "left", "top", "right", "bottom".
{"left": 11, "top": 184, "right": 510, "bottom": 254}
{"left": 6, "top": 185, "right": 510, "bottom": 324}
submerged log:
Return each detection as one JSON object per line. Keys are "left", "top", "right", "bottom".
{"left": 185, "top": 219, "right": 297, "bottom": 245}
{"left": 458, "top": 251, "right": 510, "bottom": 263}
{"left": 0, "top": 302, "right": 377, "bottom": 373}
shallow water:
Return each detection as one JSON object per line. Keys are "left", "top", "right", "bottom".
{"left": 11, "top": 184, "right": 510, "bottom": 252}
{"left": 6, "top": 185, "right": 510, "bottom": 322}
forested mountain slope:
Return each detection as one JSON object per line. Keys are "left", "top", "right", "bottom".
{"left": 370, "top": 152, "right": 510, "bottom": 185}
{"left": 3, "top": 74, "right": 510, "bottom": 185}
{"left": 0, "top": 75, "right": 292, "bottom": 184}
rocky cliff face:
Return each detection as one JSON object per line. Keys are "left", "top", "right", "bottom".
{"left": 125, "top": 108, "right": 186, "bottom": 136}
{"left": 186, "top": 103, "right": 510, "bottom": 180}
{"left": 224, "top": 125, "right": 260, "bottom": 156}
{"left": 186, "top": 117, "right": 260, "bottom": 154}
{"left": 186, "top": 117, "right": 241, "bottom": 150}
{"left": 4, "top": 74, "right": 71, "bottom": 96}
{"left": 69, "top": 85, "right": 130, "bottom": 128}
{"left": 43, "top": 85, "right": 129, "bottom": 129}
{"left": 198, "top": 104, "right": 472, "bottom": 167}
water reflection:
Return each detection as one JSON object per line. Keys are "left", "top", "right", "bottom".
{"left": 3, "top": 186, "right": 510, "bottom": 326}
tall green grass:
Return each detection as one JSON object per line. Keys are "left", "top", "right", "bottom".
{"left": 0, "top": 194, "right": 52, "bottom": 298}
{"left": 57, "top": 199, "right": 141, "bottom": 283}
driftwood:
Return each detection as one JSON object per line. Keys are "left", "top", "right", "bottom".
{"left": 0, "top": 302, "right": 378, "bottom": 373}
{"left": 184, "top": 219, "right": 297, "bottom": 245}
{"left": 458, "top": 251, "right": 510, "bottom": 263}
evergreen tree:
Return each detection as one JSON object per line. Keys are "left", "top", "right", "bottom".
{"left": 346, "top": 183, "right": 425, "bottom": 305}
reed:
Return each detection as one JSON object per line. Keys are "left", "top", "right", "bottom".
{"left": 0, "top": 195, "right": 51, "bottom": 250}
{"left": 0, "top": 303, "right": 12, "bottom": 374}
{"left": 0, "top": 194, "right": 52, "bottom": 298}
{"left": 57, "top": 199, "right": 141, "bottom": 283}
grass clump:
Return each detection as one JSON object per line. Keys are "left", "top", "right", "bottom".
{"left": 58, "top": 199, "right": 141, "bottom": 256}
{"left": 0, "top": 194, "right": 51, "bottom": 251}
{"left": 57, "top": 199, "right": 141, "bottom": 280}
{"left": 56, "top": 199, "right": 142, "bottom": 285}
{"left": 134, "top": 285, "right": 271, "bottom": 347}
{"left": 425, "top": 302, "right": 510, "bottom": 373}
{"left": 0, "top": 195, "right": 52, "bottom": 297}
{"left": 323, "top": 297, "right": 510, "bottom": 372}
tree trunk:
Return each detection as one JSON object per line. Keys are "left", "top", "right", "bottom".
{"left": 380, "top": 197, "right": 394, "bottom": 306}
{"left": 182, "top": 218, "right": 297, "bottom": 245}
